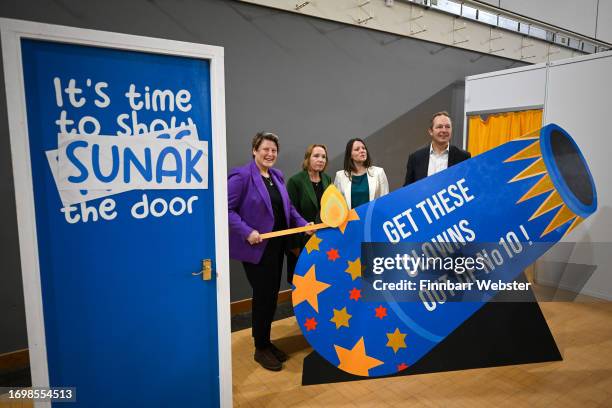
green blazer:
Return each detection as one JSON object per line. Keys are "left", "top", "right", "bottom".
{"left": 286, "top": 170, "right": 332, "bottom": 248}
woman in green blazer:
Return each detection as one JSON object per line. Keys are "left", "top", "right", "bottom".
{"left": 286, "top": 144, "right": 332, "bottom": 283}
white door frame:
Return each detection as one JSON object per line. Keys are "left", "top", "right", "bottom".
{"left": 0, "top": 18, "right": 232, "bottom": 408}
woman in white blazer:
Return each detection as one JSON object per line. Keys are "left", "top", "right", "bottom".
{"left": 334, "top": 138, "right": 389, "bottom": 209}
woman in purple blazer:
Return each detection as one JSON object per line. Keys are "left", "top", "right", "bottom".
{"left": 228, "top": 132, "right": 310, "bottom": 372}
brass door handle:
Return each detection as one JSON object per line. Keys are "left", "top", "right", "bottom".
{"left": 192, "top": 259, "right": 213, "bottom": 280}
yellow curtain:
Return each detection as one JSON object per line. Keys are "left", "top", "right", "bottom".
{"left": 467, "top": 109, "right": 542, "bottom": 279}
{"left": 467, "top": 109, "right": 543, "bottom": 156}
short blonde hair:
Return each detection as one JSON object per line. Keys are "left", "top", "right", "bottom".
{"left": 302, "top": 144, "right": 328, "bottom": 172}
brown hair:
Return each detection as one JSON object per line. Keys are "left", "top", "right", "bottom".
{"left": 343, "top": 138, "right": 372, "bottom": 178}
{"left": 429, "top": 111, "right": 452, "bottom": 130}
{"left": 302, "top": 144, "right": 328, "bottom": 172}
{"left": 251, "top": 132, "right": 279, "bottom": 157}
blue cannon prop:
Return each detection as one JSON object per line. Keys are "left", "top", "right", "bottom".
{"left": 292, "top": 124, "right": 597, "bottom": 377}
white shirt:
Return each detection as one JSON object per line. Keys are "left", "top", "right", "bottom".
{"left": 427, "top": 143, "right": 449, "bottom": 176}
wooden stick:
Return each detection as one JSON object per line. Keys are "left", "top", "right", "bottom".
{"left": 260, "top": 223, "right": 327, "bottom": 239}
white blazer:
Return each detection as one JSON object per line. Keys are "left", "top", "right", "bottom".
{"left": 334, "top": 166, "right": 389, "bottom": 209}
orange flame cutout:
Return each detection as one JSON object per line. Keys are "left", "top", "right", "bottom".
{"left": 259, "top": 185, "right": 355, "bottom": 240}
{"left": 320, "top": 185, "right": 349, "bottom": 227}
{"left": 506, "top": 138, "right": 581, "bottom": 238}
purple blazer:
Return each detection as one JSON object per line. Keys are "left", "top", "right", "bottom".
{"left": 228, "top": 160, "right": 307, "bottom": 264}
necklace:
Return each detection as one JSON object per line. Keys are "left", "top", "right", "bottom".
{"left": 263, "top": 175, "right": 273, "bottom": 186}
{"left": 309, "top": 173, "right": 321, "bottom": 187}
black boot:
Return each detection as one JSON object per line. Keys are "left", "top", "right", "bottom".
{"left": 254, "top": 348, "right": 282, "bottom": 371}
{"left": 268, "top": 343, "right": 288, "bottom": 362}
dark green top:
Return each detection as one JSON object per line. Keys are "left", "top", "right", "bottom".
{"left": 350, "top": 173, "right": 369, "bottom": 209}
{"left": 286, "top": 170, "right": 331, "bottom": 282}
{"left": 286, "top": 170, "right": 332, "bottom": 247}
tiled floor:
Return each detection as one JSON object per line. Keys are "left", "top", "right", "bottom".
{"left": 232, "top": 301, "right": 612, "bottom": 407}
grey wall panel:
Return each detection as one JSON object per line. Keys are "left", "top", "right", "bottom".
{"left": 597, "top": 0, "right": 612, "bottom": 43}
{"left": 463, "top": 51, "right": 612, "bottom": 300}
{"left": 328, "top": 81, "right": 466, "bottom": 190}
{"left": 465, "top": 65, "right": 547, "bottom": 114}
{"left": 542, "top": 53, "right": 612, "bottom": 300}
{"left": 0, "top": 0, "right": 518, "bottom": 353}
{"left": 0, "top": 56, "right": 28, "bottom": 354}
{"left": 499, "top": 0, "right": 598, "bottom": 38}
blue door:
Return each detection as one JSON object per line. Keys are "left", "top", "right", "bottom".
{"left": 20, "top": 39, "right": 221, "bottom": 407}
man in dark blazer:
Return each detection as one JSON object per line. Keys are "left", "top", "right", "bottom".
{"left": 404, "top": 111, "right": 471, "bottom": 186}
